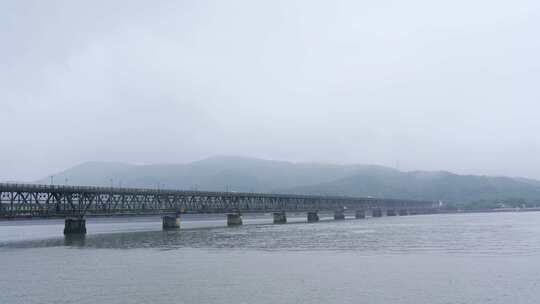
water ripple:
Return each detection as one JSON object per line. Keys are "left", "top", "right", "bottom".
{"left": 2, "top": 212, "right": 540, "bottom": 256}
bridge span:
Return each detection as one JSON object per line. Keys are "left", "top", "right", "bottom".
{"left": 0, "top": 183, "right": 438, "bottom": 234}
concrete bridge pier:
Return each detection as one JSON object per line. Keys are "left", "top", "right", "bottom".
{"left": 227, "top": 213, "right": 243, "bottom": 226}
{"left": 162, "top": 215, "right": 180, "bottom": 229}
{"left": 307, "top": 211, "right": 319, "bottom": 223}
{"left": 355, "top": 210, "right": 366, "bottom": 219}
{"left": 334, "top": 209, "right": 345, "bottom": 220}
{"left": 273, "top": 212, "right": 287, "bottom": 224}
{"left": 372, "top": 209, "right": 383, "bottom": 218}
{"left": 399, "top": 209, "right": 408, "bottom": 216}
{"left": 63, "top": 217, "right": 87, "bottom": 235}
{"left": 64, "top": 234, "right": 86, "bottom": 246}
{"left": 386, "top": 209, "right": 397, "bottom": 216}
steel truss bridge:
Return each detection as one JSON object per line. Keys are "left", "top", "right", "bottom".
{"left": 0, "top": 183, "right": 437, "bottom": 219}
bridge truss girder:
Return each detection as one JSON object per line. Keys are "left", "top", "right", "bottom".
{"left": 0, "top": 184, "right": 436, "bottom": 219}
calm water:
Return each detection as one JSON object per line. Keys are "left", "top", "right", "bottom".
{"left": 2, "top": 212, "right": 540, "bottom": 304}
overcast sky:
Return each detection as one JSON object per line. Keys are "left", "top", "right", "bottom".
{"left": 1, "top": 0, "right": 539, "bottom": 181}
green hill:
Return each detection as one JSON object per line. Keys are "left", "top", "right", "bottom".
{"left": 37, "top": 156, "right": 540, "bottom": 206}
{"left": 37, "top": 156, "right": 364, "bottom": 192}
{"left": 281, "top": 170, "right": 540, "bottom": 204}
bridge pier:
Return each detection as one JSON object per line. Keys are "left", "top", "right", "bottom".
{"left": 334, "top": 209, "right": 345, "bottom": 220}
{"left": 386, "top": 209, "right": 397, "bottom": 216}
{"left": 63, "top": 217, "right": 87, "bottom": 235}
{"left": 64, "top": 234, "right": 86, "bottom": 246}
{"left": 399, "top": 209, "right": 408, "bottom": 216}
{"left": 273, "top": 212, "right": 287, "bottom": 224}
{"left": 372, "top": 209, "right": 383, "bottom": 217}
{"left": 162, "top": 215, "right": 180, "bottom": 229}
{"left": 307, "top": 211, "right": 319, "bottom": 223}
{"left": 227, "top": 213, "right": 243, "bottom": 226}
{"left": 355, "top": 210, "right": 366, "bottom": 219}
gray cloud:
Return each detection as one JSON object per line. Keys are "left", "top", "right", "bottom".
{"left": 1, "top": 0, "right": 539, "bottom": 181}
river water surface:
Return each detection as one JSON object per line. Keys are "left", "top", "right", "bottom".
{"left": 2, "top": 212, "right": 540, "bottom": 304}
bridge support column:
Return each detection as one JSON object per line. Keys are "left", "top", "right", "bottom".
{"left": 307, "top": 211, "right": 319, "bottom": 223}
{"left": 399, "top": 209, "right": 408, "bottom": 216}
{"left": 227, "top": 213, "right": 243, "bottom": 226}
{"left": 273, "top": 212, "right": 287, "bottom": 224}
{"left": 334, "top": 209, "right": 345, "bottom": 220}
{"left": 63, "top": 217, "right": 86, "bottom": 235}
{"left": 355, "top": 210, "right": 366, "bottom": 219}
{"left": 372, "top": 209, "right": 383, "bottom": 217}
{"left": 387, "top": 209, "right": 396, "bottom": 216}
{"left": 162, "top": 215, "right": 180, "bottom": 230}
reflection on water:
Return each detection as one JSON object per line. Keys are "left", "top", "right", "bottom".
{"left": 64, "top": 234, "right": 87, "bottom": 247}
{"left": 3, "top": 212, "right": 540, "bottom": 256}
{"left": 3, "top": 212, "right": 540, "bottom": 304}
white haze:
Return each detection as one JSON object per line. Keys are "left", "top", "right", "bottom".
{"left": 1, "top": 0, "right": 539, "bottom": 181}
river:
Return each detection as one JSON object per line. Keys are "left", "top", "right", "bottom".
{"left": 1, "top": 212, "right": 540, "bottom": 303}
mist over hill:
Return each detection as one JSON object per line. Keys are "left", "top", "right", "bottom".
{"left": 37, "top": 156, "right": 365, "bottom": 192}
{"left": 37, "top": 156, "right": 540, "bottom": 205}
{"left": 282, "top": 170, "right": 540, "bottom": 204}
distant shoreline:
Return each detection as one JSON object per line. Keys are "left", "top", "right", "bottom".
{"left": 439, "top": 207, "right": 540, "bottom": 214}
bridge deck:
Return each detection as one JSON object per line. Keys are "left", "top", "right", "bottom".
{"left": 0, "top": 183, "right": 436, "bottom": 219}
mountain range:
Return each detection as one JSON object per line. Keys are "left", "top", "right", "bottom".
{"left": 36, "top": 156, "right": 540, "bottom": 205}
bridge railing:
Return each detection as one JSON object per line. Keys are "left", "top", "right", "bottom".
{"left": 0, "top": 182, "right": 385, "bottom": 201}
{"left": 0, "top": 182, "right": 438, "bottom": 219}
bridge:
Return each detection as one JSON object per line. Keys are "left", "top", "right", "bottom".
{"left": 0, "top": 183, "right": 438, "bottom": 234}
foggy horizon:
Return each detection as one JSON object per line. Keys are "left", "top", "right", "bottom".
{"left": 4, "top": 3, "right": 540, "bottom": 304}
{"left": 2, "top": 0, "right": 539, "bottom": 181}
{"left": 8, "top": 154, "right": 540, "bottom": 184}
